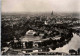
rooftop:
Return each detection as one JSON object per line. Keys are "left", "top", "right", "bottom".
{"left": 21, "top": 36, "right": 42, "bottom": 42}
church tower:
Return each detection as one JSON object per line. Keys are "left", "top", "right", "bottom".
{"left": 51, "top": 11, "right": 53, "bottom": 16}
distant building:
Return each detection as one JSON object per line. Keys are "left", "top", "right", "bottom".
{"left": 39, "top": 33, "right": 44, "bottom": 37}
{"left": 56, "top": 21, "right": 62, "bottom": 24}
{"left": 51, "top": 11, "right": 53, "bottom": 16}
{"left": 44, "top": 21, "right": 48, "bottom": 25}
{"left": 14, "top": 38, "right": 18, "bottom": 43}
{"left": 33, "top": 50, "right": 38, "bottom": 52}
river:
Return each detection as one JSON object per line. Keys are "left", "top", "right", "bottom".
{"left": 50, "top": 33, "right": 80, "bottom": 54}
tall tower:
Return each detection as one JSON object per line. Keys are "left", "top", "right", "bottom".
{"left": 51, "top": 11, "right": 53, "bottom": 16}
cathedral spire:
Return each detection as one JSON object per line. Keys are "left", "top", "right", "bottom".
{"left": 51, "top": 11, "right": 53, "bottom": 16}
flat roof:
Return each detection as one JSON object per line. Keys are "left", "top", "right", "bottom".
{"left": 21, "top": 36, "right": 42, "bottom": 42}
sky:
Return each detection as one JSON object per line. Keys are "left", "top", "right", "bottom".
{"left": 2, "top": 0, "right": 80, "bottom": 13}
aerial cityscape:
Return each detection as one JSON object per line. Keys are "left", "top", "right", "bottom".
{"left": 1, "top": 0, "right": 80, "bottom": 55}
{"left": 1, "top": 12, "right": 80, "bottom": 55}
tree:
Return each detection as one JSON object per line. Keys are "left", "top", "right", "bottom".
{"left": 69, "top": 49, "right": 77, "bottom": 55}
{"left": 78, "top": 48, "right": 80, "bottom": 55}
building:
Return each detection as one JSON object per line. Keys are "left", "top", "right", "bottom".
{"left": 51, "top": 11, "right": 53, "bottom": 16}
{"left": 44, "top": 21, "right": 48, "bottom": 25}
{"left": 26, "top": 30, "right": 36, "bottom": 36}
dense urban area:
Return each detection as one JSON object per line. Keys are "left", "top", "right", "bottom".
{"left": 1, "top": 12, "right": 80, "bottom": 55}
